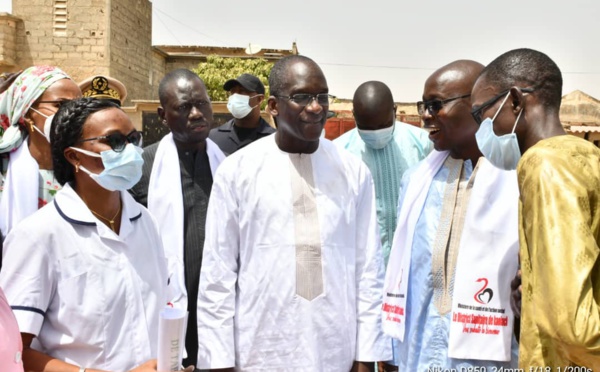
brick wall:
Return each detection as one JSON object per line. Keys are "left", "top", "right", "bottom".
{"left": 150, "top": 50, "right": 165, "bottom": 100}
{"left": 12, "top": 0, "right": 111, "bottom": 82}
{"left": 108, "top": 0, "right": 154, "bottom": 105}
{"left": 0, "top": 13, "right": 19, "bottom": 71}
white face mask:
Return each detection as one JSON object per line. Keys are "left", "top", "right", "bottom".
{"left": 29, "top": 107, "right": 55, "bottom": 142}
{"left": 69, "top": 143, "right": 144, "bottom": 191}
{"left": 227, "top": 93, "right": 259, "bottom": 119}
{"left": 357, "top": 122, "right": 395, "bottom": 150}
{"left": 475, "top": 92, "right": 523, "bottom": 170}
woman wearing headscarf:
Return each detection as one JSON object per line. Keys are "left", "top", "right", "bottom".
{"left": 0, "top": 98, "right": 171, "bottom": 371}
{"left": 0, "top": 65, "right": 81, "bottom": 237}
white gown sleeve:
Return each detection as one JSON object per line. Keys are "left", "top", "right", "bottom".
{"left": 354, "top": 165, "right": 393, "bottom": 361}
{"left": 196, "top": 168, "right": 239, "bottom": 369}
{"left": 0, "top": 226, "right": 54, "bottom": 336}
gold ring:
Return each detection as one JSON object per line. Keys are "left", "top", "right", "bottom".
{"left": 0, "top": 73, "right": 7, "bottom": 79}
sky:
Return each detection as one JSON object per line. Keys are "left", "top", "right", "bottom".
{"left": 1, "top": 0, "right": 599, "bottom": 102}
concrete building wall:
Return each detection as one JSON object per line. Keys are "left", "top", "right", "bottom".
{"left": 11, "top": 0, "right": 111, "bottom": 80}
{"left": 0, "top": 13, "right": 19, "bottom": 70}
{"left": 108, "top": 0, "right": 154, "bottom": 105}
{"left": 149, "top": 50, "right": 166, "bottom": 100}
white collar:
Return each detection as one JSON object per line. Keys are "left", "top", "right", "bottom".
{"left": 53, "top": 183, "right": 142, "bottom": 240}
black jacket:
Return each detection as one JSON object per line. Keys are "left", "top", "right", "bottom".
{"left": 208, "top": 117, "right": 275, "bottom": 155}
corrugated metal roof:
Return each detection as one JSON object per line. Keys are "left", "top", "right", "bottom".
{"left": 569, "top": 125, "right": 600, "bottom": 133}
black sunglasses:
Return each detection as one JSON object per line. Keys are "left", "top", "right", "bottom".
{"left": 78, "top": 130, "right": 143, "bottom": 152}
{"left": 417, "top": 93, "right": 471, "bottom": 116}
{"left": 471, "top": 88, "right": 535, "bottom": 124}
{"left": 276, "top": 93, "right": 335, "bottom": 107}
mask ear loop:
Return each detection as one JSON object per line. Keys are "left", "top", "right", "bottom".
{"left": 492, "top": 92, "right": 511, "bottom": 122}
{"left": 511, "top": 109, "right": 523, "bottom": 134}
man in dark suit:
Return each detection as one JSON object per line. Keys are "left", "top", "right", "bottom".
{"left": 129, "top": 68, "right": 225, "bottom": 371}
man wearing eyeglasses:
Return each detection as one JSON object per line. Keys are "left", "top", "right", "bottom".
{"left": 470, "top": 48, "right": 600, "bottom": 371}
{"left": 208, "top": 73, "right": 275, "bottom": 155}
{"left": 196, "top": 55, "right": 391, "bottom": 371}
{"left": 382, "top": 60, "right": 520, "bottom": 371}
{"left": 129, "top": 69, "right": 226, "bottom": 371}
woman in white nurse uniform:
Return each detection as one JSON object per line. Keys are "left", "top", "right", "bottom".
{"left": 0, "top": 98, "right": 169, "bottom": 372}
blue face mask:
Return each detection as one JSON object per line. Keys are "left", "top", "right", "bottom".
{"left": 357, "top": 122, "right": 395, "bottom": 150}
{"left": 475, "top": 92, "right": 523, "bottom": 170}
{"left": 70, "top": 143, "right": 144, "bottom": 191}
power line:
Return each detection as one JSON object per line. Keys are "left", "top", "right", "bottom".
{"left": 154, "top": 10, "right": 181, "bottom": 45}
{"left": 320, "top": 61, "right": 600, "bottom": 75}
{"left": 152, "top": 6, "right": 231, "bottom": 46}
{"left": 320, "top": 62, "right": 435, "bottom": 71}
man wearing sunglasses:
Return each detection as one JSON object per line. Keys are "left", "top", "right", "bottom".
{"left": 129, "top": 69, "right": 226, "bottom": 371}
{"left": 382, "top": 60, "right": 520, "bottom": 371}
{"left": 470, "top": 48, "right": 600, "bottom": 371}
{"left": 196, "top": 55, "right": 391, "bottom": 371}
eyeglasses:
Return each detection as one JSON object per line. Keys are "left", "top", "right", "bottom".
{"left": 276, "top": 93, "right": 335, "bottom": 107}
{"left": 417, "top": 94, "right": 471, "bottom": 116}
{"left": 78, "top": 130, "right": 143, "bottom": 152}
{"left": 470, "top": 88, "right": 534, "bottom": 124}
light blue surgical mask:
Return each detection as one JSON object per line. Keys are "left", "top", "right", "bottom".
{"left": 475, "top": 92, "right": 523, "bottom": 171}
{"left": 357, "top": 122, "right": 395, "bottom": 150}
{"left": 70, "top": 143, "right": 144, "bottom": 191}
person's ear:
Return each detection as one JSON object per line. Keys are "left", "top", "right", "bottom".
{"left": 509, "top": 87, "right": 526, "bottom": 114}
{"left": 63, "top": 147, "right": 80, "bottom": 169}
{"left": 256, "top": 94, "right": 265, "bottom": 105}
{"left": 267, "top": 96, "right": 278, "bottom": 117}
{"left": 157, "top": 106, "right": 167, "bottom": 127}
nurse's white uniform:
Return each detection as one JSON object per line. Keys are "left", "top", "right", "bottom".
{"left": 0, "top": 183, "right": 168, "bottom": 371}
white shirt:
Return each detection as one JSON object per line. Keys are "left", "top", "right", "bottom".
{"left": 0, "top": 183, "right": 168, "bottom": 371}
{"left": 197, "top": 136, "right": 392, "bottom": 371}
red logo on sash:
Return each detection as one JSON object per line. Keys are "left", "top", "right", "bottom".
{"left": 474, "top": 278, "right": 494, "bottom": 304}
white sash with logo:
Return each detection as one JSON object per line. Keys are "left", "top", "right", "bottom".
{"left": 382, "top": 150, "right": 449, "bottom": 340}
{"left": 448, "top": 158, "right": 519, "bottom": 361}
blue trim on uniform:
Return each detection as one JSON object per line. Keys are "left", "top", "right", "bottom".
{"left": 11, "top": 305, "right": 46, "bottom": 316}
{"left": 54, "top": 201, "right": 96, "bottom": 226}
{"left": 129, "top": 212, "right": 142, "bottom": 222}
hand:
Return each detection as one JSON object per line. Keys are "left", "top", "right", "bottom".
{"left": 377, "top": 361, "right": 399, "bottom": 371}
{"left": 510, "top": 269, "right": 522, "bottom": 318}
{"left": 128, "top": 359, "right": 158, "bottom": 372}
{"left": 178, "top": 366, "right": 195, "bottom": 372}
{"left": 352, "top": 361, "right": 375, "bottom": 372}
{"left": 0, "top": 71, "right": 22, "bottom": 94}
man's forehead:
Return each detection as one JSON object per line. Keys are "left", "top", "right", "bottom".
{"left": 284, "top": 61, "right": 327, "bottom": 90}
{"left": 171, "top": 76, "right": 204, "bottom": 90}
{"left": 167, "top": 78, "right": 207, "bottom": 98}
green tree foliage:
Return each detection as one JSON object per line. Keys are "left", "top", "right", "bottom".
{"left": 193, "top": 55, "right": 273, "bottom": 102}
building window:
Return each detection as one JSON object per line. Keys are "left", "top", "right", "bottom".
{"left": 53, "top": 0, "right": 68, "bottom": 37}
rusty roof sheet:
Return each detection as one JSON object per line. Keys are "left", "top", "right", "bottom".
{"left": 569, "top": 125, "right": 600, "bottom": 133}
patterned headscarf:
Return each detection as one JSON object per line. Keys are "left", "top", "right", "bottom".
{"left": 0, "top": 66, "right": 71, "bottom": 154}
